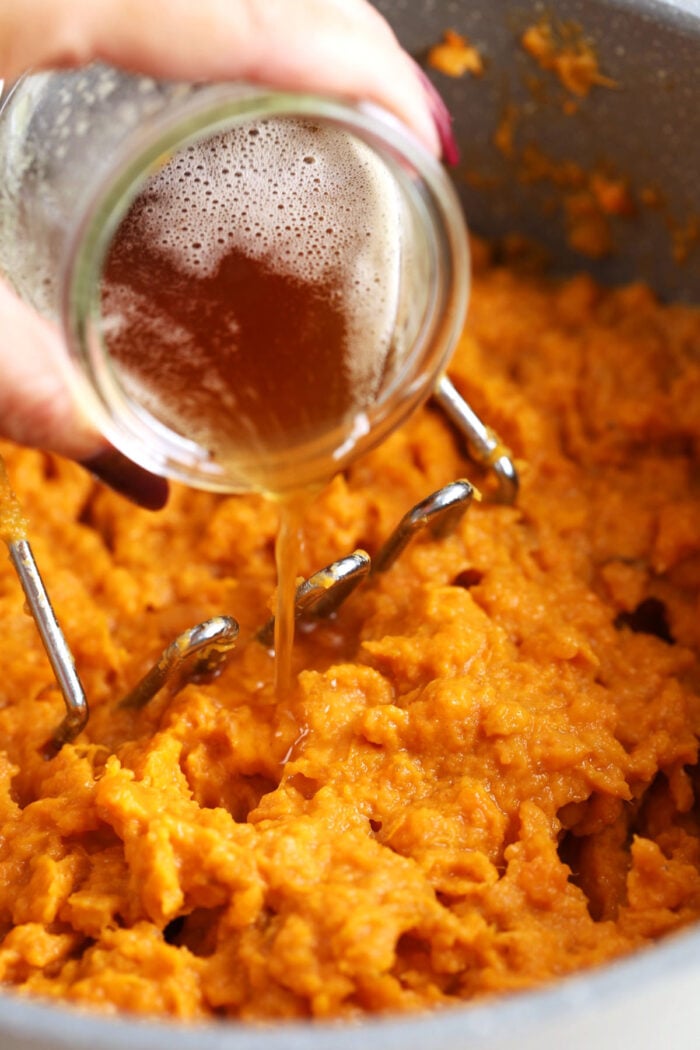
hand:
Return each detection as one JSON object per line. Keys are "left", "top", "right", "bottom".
{"left": 0, "top": 0, "right": 455, "bottom": 506}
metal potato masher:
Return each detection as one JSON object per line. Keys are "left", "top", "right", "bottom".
{"left": 0, "top": 377, "right": 517, "bottom": 753}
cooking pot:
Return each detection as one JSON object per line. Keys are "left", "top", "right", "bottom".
{"left": 2, "top": 0, "right": 700, "bottom": 1047}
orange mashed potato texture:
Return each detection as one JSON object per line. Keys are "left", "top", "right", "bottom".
{"left": 2, "top": 243, "right": 700, "bottom": 1021}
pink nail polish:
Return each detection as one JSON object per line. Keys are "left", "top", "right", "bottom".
{"left": 412, "top": 61, "right": 460, "bottom": 167}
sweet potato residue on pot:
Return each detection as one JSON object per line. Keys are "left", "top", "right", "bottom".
{"left": 428, "top": 29, "right": 484, "bottom": 79}
{"left": 1, "top": 241, "right": 700, "bottom": 1020}
{"left": 521, "top": 19, "right": 616, "bottom": 99}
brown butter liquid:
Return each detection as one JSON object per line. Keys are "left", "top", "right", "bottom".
{"left": 103, "top": 235, "right": 345, "bottom": 692}
{"left": 100, "top": 122, "right": 403, "bottom": 689}
{"left": 103, "top": 234, "right": 368, "bottom": 493}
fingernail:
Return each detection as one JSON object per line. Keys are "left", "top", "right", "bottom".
{"left": 412, "top": 60, "right": 460, "bottom": 167}
{"left": 81, "top": 448, "right": 169, "bottom": 511}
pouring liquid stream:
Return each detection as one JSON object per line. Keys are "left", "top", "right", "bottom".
{"left": 100, "top": 118, "right": 405, "bottom": 689}
{"left": 273, "top": 493, "right": 313, "bottom": 695}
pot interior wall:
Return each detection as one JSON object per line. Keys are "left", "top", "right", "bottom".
{"left": 3, "top": 4, "right": 700, "bottom": 1049}
{"left": 376, "top": 0, "right": 700, "bottom": 301}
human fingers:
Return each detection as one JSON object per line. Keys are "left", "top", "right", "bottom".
{"left": 0, "top": 278, "right": 99, "bottom": 461}
{"left": 0, "top": 280, "right": 168, "bottom": 509}
{"left": 0, "top": 0, "right": 448, "bottom": 159}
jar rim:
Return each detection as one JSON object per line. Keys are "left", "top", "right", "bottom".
{"left": 63, "top": 80, "right": 470, "bottom": 493}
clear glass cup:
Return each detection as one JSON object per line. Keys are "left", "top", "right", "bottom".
{"left": 0, "top": 65, "right": 469, "bottom": 494}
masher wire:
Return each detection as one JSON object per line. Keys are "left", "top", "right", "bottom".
{"left": 8, "top": 538, "right": 89, "bottom": 748}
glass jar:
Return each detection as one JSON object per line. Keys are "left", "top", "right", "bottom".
{"left": 0, "top": 66, "right": 469, "bottom": 494}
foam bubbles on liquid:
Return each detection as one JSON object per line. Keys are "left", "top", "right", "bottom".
{"left": 121, "top": 119, "right": 403, "bottom": 402}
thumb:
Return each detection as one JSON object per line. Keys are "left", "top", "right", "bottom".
{"left": 0, "top": 278, "right": 99, "bottom": 461}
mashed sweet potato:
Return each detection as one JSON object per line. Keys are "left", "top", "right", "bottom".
{"left": 1, "top": 240, "right": 700, "bottom": 1021}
